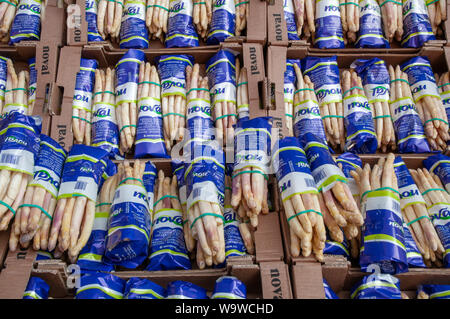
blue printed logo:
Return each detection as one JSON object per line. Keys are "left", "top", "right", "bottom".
{"left": 371, "top": 86, "right": 388, "bottom": 97}
{"left": 394, "top": 103, "right": 416, "bottom": 115}
{"left": 188, "top": 105, "right": 211, "bottom": 116}
{"left": 214, "top": 0, "right": 225, "bottom": 7}
{"left": 86, "top": 0, "right": 94, "bottom": 10}
{"left": 133, "top": 191, "right": 147, "bottom": 202}
{"left": 399, "top": 188, "right": 420, "bottom": 199}
{"left": 431, "top": 207, "right": 450, "bottom": 221}
{"left": 316, "top": 87, "right": 341, "bottom": 100}
{"left": 162, "top": 81, "right": 184, "bottom": 90}
{"left": 324, "top": 5, "right": 339, "bottom": 12}
{"left": 93, "top": 108, "right": 112, "bottom": 118}
{"left": 412, "top": 84, "right": 427, "bottom": 95}
{"left": 153, "top": 215, "right": 183, "bottom": 226}
{"left": 19, "top": 4, "right": 41, "bottom": 14}
{"left": 170, "top": 2, "right": 185, "bottom": 13}
{"left": 34, "top": 170, "right": 60, "bottom": 189}
{"left": 296, "top": 106, "right": 320, "bottom": 117}
{"left": 348, "top": 101, "right": 370, "bottom": 110}
{"left": 140, "top": 104, "right": 162, "bottom": 114}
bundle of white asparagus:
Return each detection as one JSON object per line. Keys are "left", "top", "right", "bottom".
{"left": 146, "top": 0, "right": 169, "bottom": 41}
{"left": 292, "top": 0, "right": 314, "bottom": 40}
{"left": 236, "top": 66, "right": 249, "bottom": 120}
{"left": 2, "top": 59, "right": 31, "bottom": 116}
{"left": 436, "top": 71, "right": 450, "bottom": 152}
{"left": 378, "top": 0, "right": 402, "bottom": 43}
{"left": 409, "top": 168, "right": 447, "bottom": 267}
{"left": 339, "top": 0, "right": 359, "bottom": 44}
{"left": 97, "top": 0, "right": 123, "bottom": 41}
{"left": 0, "top": 0, "right": 17, "bottom": 43}
{"left": 193, "top": 0, "right": 212, "bottom": 41}
{"left": 427, "top": 0, "right": 447, "bottom": 36}
{"left": 234, "top": 0, "right": 247, "bottom": 36}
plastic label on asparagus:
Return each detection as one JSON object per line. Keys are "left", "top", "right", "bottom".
{"left": 423, "top": 154, "right": 450, "bottom": 193}
{"left": 92, "top": 99, "right": 120, "bottom": 159}
{"left": 350, "top": 274, "right": 402, "bottom": 299}
{"left": 418, "top": 284, "right": 450, "bottom": 299}
{"left": 206, "top": 50, "right": 237, "bottom": 117}
{"left": 143, "top": 160, "right": 157, "bottom": 214}
{"left": 185, "top": 93, "right": 215, "bottom": 148}
{"left": 222, "top": 206, "right": 246, "bottom": 259}
{"left": 146, "top": 207, "right": 191, "bottom": 271}
{"left": 115, "top": 50, "right": 144, "bottom": 109}
{"left": 172, "top": 160, "right": 187, "bottom": 207}
{"left": 283, "top": 0, "right": 300, "bottom": 41}
{"left": 324, "top": 234, "right": 350, "bottom": 258}
{"left": 360, "top": 187, "right": 408, "bottom": 274}
{"left": 23, "top": 277, "right": 49, "bottom": 299}
{"left": 356, "top": 0, "right": 389, "bottom": 48}
{"left": 284, "top": 59, "right": 300, "bottom": 105}
{"left": 35, "top": 250, "right": 53, "bottom": 260}
{"left": 427, "top": 202, "right": 450, "bottom": 267}
{"left": 403, "top": 222, "right": 426, "bottom": 268}
{"left": 57, "top": 145, "right": 109, "bottom": 202}
{"left": 301, "top": 133, "right": 346, "bottom": 192}
{"left": 389, "top": 96, "right": 430, "bottom": 153}
{"left": 343, "top": 92, "right": 377, "bottom": 154}
{"left": 351, "top": 58, "right": 390, "bottom": 104}
{"left": 135, "top": 96, "right": 169, "bottom": 158}
{"left": 233, "top": 117, "right": 272, "bottom": 174}
{"left": 323, "top": 278, "right": 339, "bottom": 299}
{"left": 105, "top": 182, "right": 151, "bottom": 269}
{"left": 441, "top": 90, "right": 450, "bottom": 124}
{"left": 124, "top": 277, "right": 166, "bottom": 299}
{"left": 314, "top": 0, "right": 345, "bottom": 49}
{"left": 0, "top": 57, "right": 7, "bottom": 106}
{"left": 401, "top": 56, "right": 441, "bottom": 102}
{"left": 211, "top": 276, "right": 247, "bottom": 299}
{"left": 157, "top": 54, "right": 193, "bottom": 98}
{"left": 28, "top": 57, "right": 37, "bottom": 108}
{"left": 166, "top": 280, "right": 209, "bottom": 299}
{"left": 9, "top": 0, "right": 41, "bottom": 44}
{"left": 293, "top": 97, "right": 328, "bottom": 147}
{"left": 28, "top": 134, "right": 67, "bottom": 198}
{"left": 0, "top": 112, "right": 41, "bottom": 176}
{"left": 394, "top": 157, "right": 427, "bottom": 209}
{"left": 207, "top": 0, "right": 236, "bottom": 44}
{"left": 86, "top": 0, "right": 103, "bottom": 42}
{"left": 72, "top": 59, "right": 98, "bottom": 123}
{"left": 76, "top": 273, "right": 126, "bottom": 299}
{"left": 302, "top": 56, "right": 343, "bottom": 107}
{"left": 120, "top": 0, "right": 149, "bottom": 49}
{"left": 165, "top": 0, "right": 199, "bottom": 48}
{"left": 401, "top": 0, "right": 436, "bottom": 48}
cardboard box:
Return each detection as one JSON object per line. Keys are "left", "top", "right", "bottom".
{"left": 66, "top": 0, "right": 267, "bottom": 47}
{"left": 51, "top": 42, "right": 267, "bottom": 152}
{"left": 267, "top": 0, "right": 448, "bottom": 50}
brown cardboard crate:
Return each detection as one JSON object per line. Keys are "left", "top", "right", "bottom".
{"left": 66, "top": 0, "right": 267, "bottom": 47}
{"left": 267, "top": 0, "right": 448, "bottom": 51}
{"left": 51, "top": 42, "right": 266, "bottom": 152}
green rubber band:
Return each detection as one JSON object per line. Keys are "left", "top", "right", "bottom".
{"left": 407, "top": 215, "right": 431, "bottom": 226}
{"left": 379, "top": 0, "right": 402, "bottom": 7}
{"left": 162, "top": 112, "right": 186, "bottom": 118}
{"left": 390, "top": 79, "right": 409, "bottom": 84}
{"left": 11, "top": 88, "right": 27, "bottom": 92}
{"left": 190, "top": 212, "right": 225, "bottom": 230}
{"left": 187, "top": 88, "right": 209, "bottom": 95}
{"left": 72, "top": 116, "right": 91, "bottom": 124}
{"left": 422, "top": 188, "right": 447, "bottom": 196}
{"left": 95, "top": 202, "right": 111, "bottom": 208}
{"left": 153, "top": 195, "right": 178, "bottom": 208}
{"left": 285, "top": 113, "right": 294, "bottom": 118}
{"left": 182, "top": 220, "right": 188, "bottom": 225}
{"left": 107, "top": 0, "right": 124, "bottom": 7}
{"left": 232, "top": 170, "right": 268, "bottom": 181}
{"left": 235, "top": 1, "right": 249, "bottom": 7}
{"left": 287, "top": 209, "right": 322, "bottom": 223}
{"left": 215, "top": 113, "right": 237, "bottom": 121}
{"left": 322, "top": 115, "right": 344, "bottom": 119}
{"left": 147, "top": 4, "right": 169, "bottom": 11}
{"left": 438, "top": 82, "right": 450, "bottom": 89}
{"left": 0, "top": 0, "right": 17, "bottom": 7}
{"left": 103, "top": 90, "right": 115, "bottom": 95}
{"left": 18, "top": 204, "right": 52, "bottom": 220}
{"left": 119, "top": 177, "right": 144, "bottom": 187}
{"left": 426, "top": 0, "right": 439, "bottom": 6}
{"left": 373, "top": 115, "right": 392, "bottom": 119}
{"left": 360, "top": 187, "right": 400, "bottom": 203}
{"left": 193, "top": 1, "right": 206, "bottom": 4}
{"left": 119, "top": 124, "right": 137, "bottom": 134}
{"left": 236, "top": 81, "right": 248, "bottom": 87}
{"left": 294, "top": 88, "right": 314, "bottom": 95}
{"left": 424, "top": 118, "right": 449, "bottom": 126}
{"left": 225, "top": 187, "right": 232, "bottom": 191}
{"left": 0, "top": 200, "right": 15, "bottom": 216}
{"left": 339, "top": 2, "right": 359, "bottom": 6}
{"left": 343, "top": 86, "right": 364, "bottom": 98}
{"left": 139, "top": 81, "right": 161, "bottom": 87}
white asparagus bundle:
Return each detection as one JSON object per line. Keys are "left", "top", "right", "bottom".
{"left": 97, "top": 0, "right": 124, "bottom": 41}
{"left": 339, "top": 0, "right": 359, "bottom": 44}
{"left": 146, "top": 0, "right": 169, "bottom": 41}
{"left": 437, "top": 71, "right": 450, "bottom": 152}
{"left": 2, "top": 60, "right": 31, "bottom": 116}
{"left": 427, "top": 0, "right": 447, "bottom": 35}
{"left": 234, "top": 0, "right": 247, "bottom": 36}
{"left": 0, "top": 0, "right": 17, "bottom": 43}
{"left": 193, "top": 0, "right": 212, "bottom": 41}
{"left": 236, "top": 66, "right": 248, "bottom": 120}
{"left": 378, "top": 0, "right": 402, "bottom": 43}
{"left": 0, "top": 172, "right": 30, "bottom": 232}
{"left": 293, "top": 0, "right": 315, "bottom": 40}
{"left": 409, "top": 168, "right": 447, "bottom": 267}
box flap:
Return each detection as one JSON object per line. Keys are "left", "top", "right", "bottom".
{"left": 259, "top": 261, "right": 292, "bottom": 299}
{"left": 291, "top": 262, "right": 325, "bottom": 299}
{"left": 255, "top": 211, "right": 284, "bottom": 262}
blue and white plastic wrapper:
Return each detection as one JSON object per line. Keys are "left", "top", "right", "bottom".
{"left": 206, "top": 0, "right": 236, "bottom": 45}
{"left": 0, "top": 112, "right": 41, "bottom": 177}
{"left": 439, "top": 81, "right": 450, "bottom": 128}
{"left": 72, "top": 59, "right": 98, "bottom": 128}
{"left": 23, "top": 277, "right": 49, "bottom": 299}
{"left": 92, "top": 91, "right": 120, "bottom": 159}
{"left": 283, "top": 0, "right": 299, "bottom": 41}
{"left": 350, "top": 274, "right": 402, "bottom": 299}
{"left": 119, "top": 0, "right": 149, "bottom": 49}
{"left": 401, "top": 0, "right": 436, "bottom": 48}
{"left": 314, "top": 0, "right": 344, "bottom": 49}
{"left": 426, "top": 201, "right": 450, "bottom": 267}
{"left": 418, "top": 284, "right": 450, "bottom": 299}
{"left": 134, "top": 83, "right": 169, "bottom": 158}
{"left": 284, "top": 59, "right": 300, "bottom": 112}
{"left": 206, "top": 50, "right": 237, "bottom": 132}
{"left": 323, "top": 278, "right": 339, "bottom": 299}
{"left": 301, "top": 133, "right": 347, "bottom": 193}
{"left": 146, "top": 200, "right": 191, "bottom": 271}
{"left": 324, "top": 233, "right": 350, "bottom": 258}
{"left": 166, "top": 280, "right": 209, "bottom": 299}
{"left": 9, "top": 0, "right": 41, "bottom": 44}
{"left": 172, "top": 160, "right": 187, "bottom": 212}
{"left": 222, "top": 204, "right": 246, "bottom": 261}
{"left": 35, "top": 250, "right": 53, "bottom": 260}
{"left": 342, "top": 82, "right": 377, "bottom": 154}
{"left": 165, "top": 0, "right": 199, "bottom": 48}
{"left": 336, "top": 152, "right": 362, "bottom": 206}
{"left": 356, "top": 0, "right": 389, "bottom": 48}
{"left": 104, "top": 177, "right": 152, "bottom": 269}
{"left": 0, "top": 57, "right": 7, "bottom": 109}
{"left": 423, "top": 153, "right": 450, "bottom": 193}
{"left": 211, "top": 276, "right": 246, "bottom": 299}
{"left": 359, "top": 178, "right": 408, "bottom": 274}
{"left": 28, "top": 57, "right": 37, "bottom": 109}
{"left": 86, "top": 0, "right": 103, "bottom": 42}
{"left": 76, "top": 272, "right": 126, "bottom": 299}
{"left": 124, "top": 277, "right": 166, "bottom": 299}
{"left": 403, "top": 222, "right": 426, "bottom": 267}
{"left": 143, "top": 160, "right": 157, "bottom": 216}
